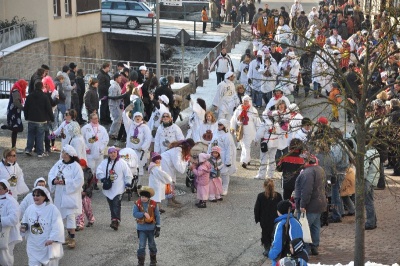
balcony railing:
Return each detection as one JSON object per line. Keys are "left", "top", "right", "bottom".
{"left": 0, "top": 21, "right": 36, "bottom": 51}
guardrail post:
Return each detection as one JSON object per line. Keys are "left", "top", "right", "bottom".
{"left": 194, "top": 21, "right": 196, "bottom": 41}
{"left": 204, "top": 57, "right": 209, "bottom": 79}
{"left": 109, "top": 14, "right": 112, "bottom": 32}
{"left": 197, "top": 63, "right": 203, "bottom": 87}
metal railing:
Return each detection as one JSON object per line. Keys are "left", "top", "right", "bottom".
{"left": 0, "top": 21, "right": 36, "bottom": 51}
{"left": 0, "top": 78, "right": 22, "bottom": 98}
{"left": 0, "top": 50, "right": 180, "bottom": 82}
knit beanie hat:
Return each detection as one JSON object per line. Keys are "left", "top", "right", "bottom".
{"left": 277, "top": 200, "right": 292, "bottom": 214}
{"left": 317, "top": 116, "right": 329, "bottom": 125}
{"left": 199, "top": 153, "right": 211, "bottom": 163}
{"left": 151, "top": 152, "right": 162, "bottom": 162}
{"left": 79, "top": 159, "right": 88, "bottom": 168}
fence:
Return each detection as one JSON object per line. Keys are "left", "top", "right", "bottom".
{"left": 0, "top": 21, "right": 36, "bottom": 51}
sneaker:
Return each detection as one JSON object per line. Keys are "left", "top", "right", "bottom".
{"left": 110, "top": 220, "right": 119, "bottom": 231}
{"left": 86, "top": 222, "right": 94, "bottom": 227}
{"left": 254, "top": 176, "right": 263, "bottom": 179}
{"left": 222, "top": 190, "right": 228, "bottom": 196}
{"left": 217, "top": 197, "right": 223, "bottom": 201}
{"left": 365, "top": 225, "right": 377, "bottom": 230}
{"left": 241, "top": 162, "right": 247, "bottom": 169}
{"left": 209, "top": 199, "right": 217, "bottom": 203}
{"left": 13, "top": 148, "right": 24, "bottom": 154}
{"left": 25, "top": 150, "right": 33, "bottom": 156}
{"left": 38, "top": 152, "right": 49, "bottom": 158}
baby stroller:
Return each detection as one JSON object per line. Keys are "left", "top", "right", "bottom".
{"left": 125, "top": 175, "right": 138, "bottom": 201}
{"left": 185, "top": 142, "right": 209, "bottom": 193}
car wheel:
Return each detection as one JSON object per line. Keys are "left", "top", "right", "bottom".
{"left": 126, "top": 17, "right": 139, "bottom": 29}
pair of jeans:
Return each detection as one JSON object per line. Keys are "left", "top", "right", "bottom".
{"left": 137, "top": 230, "right": 157, "bottom": 257}
{"left": 331, "top": 173, "right": 345, "bottom": 220}
{"left": 216, "top": 72, "right": 225, "bottom": 85}
{"left": 56, "top": 103, "right": 66, "bottom": 127}
{"left": 106, "top": 194, "right": 122, "bottom": 221}
{"left": 305, "top": 212, "right": 321, "bottom": 247}
{"left": 251, "top": 90, "right": 263, "bottom": 107}
{"left": 342, "top": 195, "right": 355, "bottom": 214}
{"left": 25, "top": 122, "right": 45, "bottom": 155}
{"left": 262, "top": 92, "right": 273, "bottom": 107}
{"left": 365, "top": 180, "right": 377, "bottom": 227}
{"left": 241, "top": 14, "right": 246, "bottom": 23}
{"left": 202, "top": 21, "right": 207, "bottom": 32}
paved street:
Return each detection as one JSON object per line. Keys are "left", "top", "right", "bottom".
{"left": 2, "top": 0, "right": 400, "bottom": 265}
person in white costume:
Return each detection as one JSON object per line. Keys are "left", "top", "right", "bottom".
{"left": 208, "top": 119, "right": 237, "bottom": 195}
{"left": 231, "top": 95, "right": 260, "bottom": 168}
{"left": 247, "top": 51, "right": 265, "bottom": 108}
{"left": 293, "top": 117, "right": 313, "bottom": 143}
{"left": 278, "top": 51, "right": 300, "bottom": 89}
{"left": 160, "top": 139, "right": 195, "bottom": 207}
{"left": 96, "top": 146, "right": 133, "bottom": 231}
{"left": 260, "top": 55, "right": 279, "bottom": 106}
{"left": 254, "top": 110, "right": 281, "bottom": 179}
{"left": 20, "top": 177, "right": 47, "bottom": 218}
{"left": 21, "top": 186, "right": 64, "bottom": 266}
{"left": 147, "top": 94, "right": 170, "bottom": 139}
{"left": 148, "top": 152, "right": 172, "bottom": 213}
{"left": 275, "top": 17, "right": 292, "bottom": 46}
{"left": 186, "top": 96, "right": 207, "bottom": 142}
{"left": 287, "top": 103, "right": 303, "bottom": 146}
{"left": 119, "top": 148, "right": 139, "bottom": 188}
{"left": 0, "top": 179, "right": 22, "bottom": 266}
{"left": 65, "top": 120, "right": 87, "bottom": 161}
{"left": 122, "top": 108, "right": 151, "bottom": 176}
{"left": 265, "top": 86, "right": 291, "bottom": 112}
{"left": 290, "top": 0, "right": 303, "bottom": 19}
{"left": 212, "top": 71, "right": 239, "bottom": 120}
{"left": 48, "top": 145, "right": 84, "bottom": 249}
{"left": 0, "top": 148, "right": 29, "bottom": 200}
{"left": 154, "top": 111, "right": 184, "bottom": 154}
{"left": 81, "top": 113, "right": 109, "bottom": 175}
{"left": 52, "top": 109, "right": 80, "bottom": 149}
{"left": 198, "top": 111, "right": 218, "bottom": 145}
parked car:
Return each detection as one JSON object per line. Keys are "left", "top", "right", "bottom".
{"left": 101, "top": 0, "right": 155, "bottom": 29}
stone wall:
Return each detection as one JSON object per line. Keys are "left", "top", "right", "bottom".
{"left": 0, "top": 39, "right": 50, "bottom": 80}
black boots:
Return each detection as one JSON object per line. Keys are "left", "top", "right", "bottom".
{"left": 195, "top": 200, "right": 206, "bottom": 208}
{"left": 150, "top": 253, "right": 157, "bottom": 266}
{"left": 138, "top": 256, "right": 145, "bottom": 266}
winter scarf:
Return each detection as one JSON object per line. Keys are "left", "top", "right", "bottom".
{"left": 239, "top": 105, "right": 250, "bottom": 125}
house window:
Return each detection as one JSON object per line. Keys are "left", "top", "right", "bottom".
{"left": 65, "top": 0, "right": 72, "bottom": 15}
{"left": 53, "top": 0, "right": 61, "bottom": 17}
{"left": 76, "top": 0, "right": 100, "bottom": 13}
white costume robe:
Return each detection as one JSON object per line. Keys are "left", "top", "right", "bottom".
{"left": 160, "top": 147, "right": 187, "bottom": 183}
{"left": 287, "top": 112, "right": 303, "bottom": 145}
{"left": 147, "top": 104, "right": 169, "bottom": 138}
{"left": 22, "top": 202, "right": 64, "bottom": 266}
{"left": 212, "top": 79, "right": 238, "bottom": 120}
{"left": 198, "top": 122, "right": 218, "bottom": 145}
{"left": 255, "top": 118, "right": 280, "bottom": 179}
{"left": 0, "top": 193, "right": 21, "bottom": 266}
{"left": 293, "top": 127, "right": 311, "bottom": 143}
{"left": 123, "top": 113, "right": 152, "bottom": 175}
{"left": 81, "top": 123, "right": 109, "bottom": 172}
{"left": 148, "top": 163, "right": 172, "bottom": 203}
{"left": 154, "top": 124, "right": 184, "bottom": 154}
{"left": 186, "top": 100, "right": 206, "bottom": 142}
{"left": 207, "top": 130, "right": 237, "bottom": 194}
{"left": 53, "top": 121, "right": 77, "bottom": 149}
{"left": 96, "top": 158, "right": 133, "bottom": 200}
{"left": 275, "top": 25, "right": 292, "bottom": 45}
{"left": 48, "top": 161, "right": 84, "bottom": 220}
{"left": 0, "top": 161, "right": 29, "bottom": 200}
{"left": 231, "top": 104, "right": 260, "bottom": 164}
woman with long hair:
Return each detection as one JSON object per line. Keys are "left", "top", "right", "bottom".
{"left": 1, "top": 79, "right": 28, "bottom": 152}
{"left": 161, "top": 139, "right": 195, "bottom": 207}
{"left": 254, "top": 179, "right": 283, "bottom": 256}
{"left": 198, "top": 111, "right": 218, "bottom": 145}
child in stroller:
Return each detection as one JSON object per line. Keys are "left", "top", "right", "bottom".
{"left": 119, "top": 148, "right": 139, "bottom": 201}
{"left": 186, "top": 142, "right": 209, "bottom": 193}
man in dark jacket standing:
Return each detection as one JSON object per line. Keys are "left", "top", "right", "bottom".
{"left": 97, "top": 62, "right": 112, "bottom": 125}
{"left": 294, "top": 156, "right": 327, "bottom": 256}
{"left": 24, "top": 81, "right": 55, "bottom": 158}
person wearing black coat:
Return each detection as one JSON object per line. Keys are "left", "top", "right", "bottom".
{"left": 84, "top": 78, "right": 100, "bottom": 116}
{"left": 141, "top": 72, "right": 158, "bottom": 121}
{"left": 75, "top": 69, "right": 86, "bottom": 124}
{"left": 276, "top": 138, "right": 305, "bottom": 200}
{"left": 28, "top": 68, "right": 45, "bottom": 95}
{"left": 97, "top": 63, "right": 112, "bottom": 125}
{"left": 254, "top": 179, "right": 283, "bottom": 257}
{"left": 24, "top": 81, "right": 55, "bottom": 157}
{"left": 154, "top": 77, "right": 174, "bottom": 111}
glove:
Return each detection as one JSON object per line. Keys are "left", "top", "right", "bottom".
{"left": 100, "top": 96, "right": 108, "bottom": 101}
{"left": 248, "top": 78, "right": 252, "bottom": 85}
{"left": 154, "top": 227, "right": 160, "bottom": 238}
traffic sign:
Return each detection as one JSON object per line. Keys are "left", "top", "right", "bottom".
{"left": 175, "top": 29, "right": 190, "bottom": 45}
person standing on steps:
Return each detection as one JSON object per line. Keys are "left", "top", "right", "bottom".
{"left": 202, "top": 6, "right": 208, "bottom": 34}
{"left": 97, "top": 62, "right": 112, "bottom": 125}
{"left": 209, "top": 47, "right": 234, "bottom": 85}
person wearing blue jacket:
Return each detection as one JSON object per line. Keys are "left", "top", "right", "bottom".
{"left": 133, "top": 185, "right": 161, "bottom": 266}
{"left": 268, "top": 200, "right": 303, "bottom": 266}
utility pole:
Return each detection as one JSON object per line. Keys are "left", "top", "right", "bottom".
{"left": 156, "top": 0, "right": 161, "bottom": 77}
